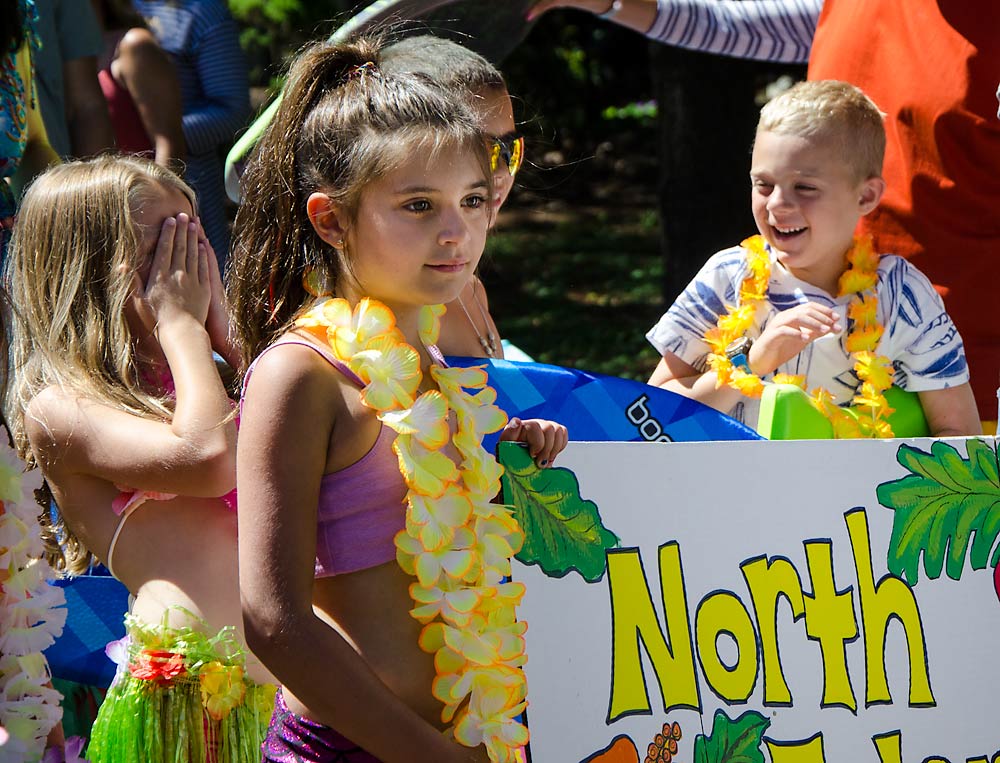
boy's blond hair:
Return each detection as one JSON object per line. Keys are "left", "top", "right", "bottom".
{"left": 757, "top": 79, "right": 886, "bottom": 182}
{"left": 4, "top": 156, "right": 196, "bottom": 574}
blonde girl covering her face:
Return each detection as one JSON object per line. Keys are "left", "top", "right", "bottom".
{"left": 230, "top": 38, "right": 567, "bottom": 763}
{"left": 5, "top": 155, "right": 274, "bottom": 763}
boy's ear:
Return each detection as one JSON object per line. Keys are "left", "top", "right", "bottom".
{"left": 306, "top": 192, "right": 348, "bottom": 249}
{"left": 858, "top": 176, "right": 886, "bottom": 215}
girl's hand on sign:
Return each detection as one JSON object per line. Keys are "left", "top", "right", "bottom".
{"left": 500, "top": 417, "right": 569, "bottom": 467}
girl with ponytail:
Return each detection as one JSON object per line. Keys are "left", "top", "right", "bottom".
{"left": 230, "top": 39, "right": 566, "bottom": 763}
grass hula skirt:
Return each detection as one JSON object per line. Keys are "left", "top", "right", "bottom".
{"left": 86, "top": 613, "right": 275, "bottom": 762}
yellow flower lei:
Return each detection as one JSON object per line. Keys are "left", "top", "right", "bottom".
{"left": 705, "top": 235, "right": 895, "bottom": 438}
{"left": 295, "top": 298, "right": 528, "bottom": 763}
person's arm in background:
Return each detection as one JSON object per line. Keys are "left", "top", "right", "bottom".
{"left": 528, "top": 0, "right": 822, "bottom": 64}
{"left": 58, "top": 0, "right": 114, "bottom": 156}
{"left": 183, "top": 5, "right": 249, "bottom": 155}
{"left": 115, "top": 27, "right": 186, "bottom": 167}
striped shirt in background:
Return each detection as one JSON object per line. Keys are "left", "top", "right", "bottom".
{"left": 134, "top": 0, "right": 250, "bottom": 268}
{"left": 648, "top": 0, "right": 822, "bottom": 64}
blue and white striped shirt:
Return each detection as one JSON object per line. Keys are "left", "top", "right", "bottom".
{"left": 648, "top": 0, "right": 822, "bottom": 64}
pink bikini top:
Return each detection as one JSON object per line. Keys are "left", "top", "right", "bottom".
{"left": 106, "top": 371, "right": 237, "bottom": 579}
{"left": 242, "top": 340, "right": 407, "bottom": 578}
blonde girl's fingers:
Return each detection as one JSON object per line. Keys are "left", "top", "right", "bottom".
{"left": 195, "top": 218, "right": 216, "bottom": 258}
{"left": 204, "top": 233, "right": 223, "bottom": 290}
{"left": 186, "top": 217, "right": 200, "bottom": 275}
{"left": 169, "top": 212, "right": 188, "bottom": 270}
{"left": 148, "top": 216, "right": 177, "bottom": 291}
{"left": 198, "top": 241, "right": 210, "bottom": 286}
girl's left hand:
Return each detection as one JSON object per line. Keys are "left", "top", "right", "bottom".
{"left": 499, "top": 418, "right": 568, "bottom": 467}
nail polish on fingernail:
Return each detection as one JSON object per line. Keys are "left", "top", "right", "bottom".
{"left": 539, "top": 459, "right": 548, "bottom": 466}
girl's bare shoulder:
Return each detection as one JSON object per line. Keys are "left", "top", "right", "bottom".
{"left": 242, "top": 337, "right": 358, "bottom": 415}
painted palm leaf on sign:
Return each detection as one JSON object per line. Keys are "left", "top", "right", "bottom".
{"left": 693, "top": 709, "right": 770, "bottom": 763}
{"left": 876, "top": 439, "right": 1000, "bottom": 585}
{"left": 498, "top": 442, "right": 619, "bottom": 583}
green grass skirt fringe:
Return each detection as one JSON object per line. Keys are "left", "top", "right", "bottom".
{"left": 85, "top": 614, "right": 276, "bottom": 762}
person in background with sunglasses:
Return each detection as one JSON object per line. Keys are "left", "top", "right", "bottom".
{"left": 382, "top": 35, "right": 525, "bottom": 360}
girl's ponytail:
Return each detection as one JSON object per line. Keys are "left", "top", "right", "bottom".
{"left": 229, "top": 39, "right": 386, "bottom": 369}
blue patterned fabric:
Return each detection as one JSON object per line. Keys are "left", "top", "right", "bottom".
{"left": 1, "top": 0, "right": 38, "bottom": 229}
{"left": 646, "top": 243, "right": 970, "bottom": 427}
{"left": 48, "top": 572, "right": 129, "bottom": 687}
{"left": 648, "top": 0, "right": 821, "bottom": 63}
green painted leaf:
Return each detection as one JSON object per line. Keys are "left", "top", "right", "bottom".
{"left": 693, "top": 709, "right": 770, "bottom": 763}
{"left": 876, "top": 439, "right": 1000, "bottom": 585}
{"left": 498, "top": 442, "right": 618, "bottom": 583}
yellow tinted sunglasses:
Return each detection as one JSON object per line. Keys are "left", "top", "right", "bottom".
{"left": 489, "top": 132, "right": 525, "bottom": 177}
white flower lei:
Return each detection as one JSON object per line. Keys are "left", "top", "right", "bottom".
{"left": 0, "top": 430, "right": 67, "bottom": 760}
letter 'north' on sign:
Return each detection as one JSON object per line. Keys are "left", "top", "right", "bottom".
{"left": 606, "top": 544, "right": 700, "bottom": 722}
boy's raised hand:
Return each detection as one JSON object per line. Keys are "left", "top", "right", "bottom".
{"left": 749, "top": 302, "right": 841, "bottom": 377}
{"left": 144, "top": 212, "right": 210, "bottom": 329}
{"left": 499, "top": 417, "right": 569, "bottom": 467}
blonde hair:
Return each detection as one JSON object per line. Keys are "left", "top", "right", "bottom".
{"left": 228, "top": 38, "right": 491, "bottom": 369}
{"left": 4, "top": 155, "right": 196, "bottom": 574}
{"left": 757, "top": 79, "right": 886, "bottom": 182}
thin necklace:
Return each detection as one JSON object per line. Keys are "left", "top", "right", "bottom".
{"left": 456, "top": 287, "right": 499, "bottom": 358}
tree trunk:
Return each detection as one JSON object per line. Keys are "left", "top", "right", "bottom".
{"left": 650, "top": 44, "right": 805, "bottom": 303}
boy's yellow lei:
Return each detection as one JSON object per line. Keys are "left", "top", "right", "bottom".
{"left": 705, "top": 234, "right": 895, "bottom": 438}
{"left": 295, "top": 298, "right": 528, "bottom": 763}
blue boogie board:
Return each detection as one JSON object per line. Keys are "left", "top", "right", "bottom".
{"left": 445, "top": 357, "right": 762, "bottom": 451}
{"left": 48, "top": 570, "right": 128, "bottom": 687}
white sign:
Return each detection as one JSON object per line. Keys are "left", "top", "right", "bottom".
{"left": 500, "top": 437, "right": 1000, "bottom": 763}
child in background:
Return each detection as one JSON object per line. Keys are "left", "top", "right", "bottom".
{"left": 382, "top": 35, "right": 523, "bottom": 359}
{"left": 646, "top": 80, "right": 980, "bottom": 437}
{"left": 228, "top": 39, "right": 566, "bottom": 763}
{"left": 5, "top": 156, "right": 273, "bottom": 762}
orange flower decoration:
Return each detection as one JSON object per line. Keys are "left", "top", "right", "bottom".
{"left": 130, "top": 649, "right": 187, "bottom": 685}
{"left": 645, "top": 721, "right": 682, "bottom": 763}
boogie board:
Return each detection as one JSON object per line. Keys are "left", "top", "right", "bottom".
{"left": 47, "top": 571, "right": 127, "bottom": 687}
{"left": 446, "top": 357, "right": 762, "bottom": 452}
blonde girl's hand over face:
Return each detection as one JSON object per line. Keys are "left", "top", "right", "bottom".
{"left": 499, "top": 417, "right": 569, "bottom": 467}
{"left": 144, "top": 213, "right": 211, "bottom": 329}
{"left": 198, "top": 221, "right": 239, "bottom": 367}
